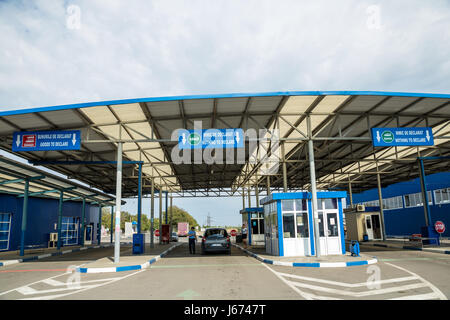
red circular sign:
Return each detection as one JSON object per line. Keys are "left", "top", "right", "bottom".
{"left": 435, "top": 221, "right": 445, "bottom": 234}
{"left": 155, "top": 229, "right": 160, "bottom": 236}
{"left": 230, "top": 230, "right": 237, "bottom": 237}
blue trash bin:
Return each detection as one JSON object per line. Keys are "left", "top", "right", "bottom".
{"left": 133, "top": 233, "right": 145, "bottom": 254}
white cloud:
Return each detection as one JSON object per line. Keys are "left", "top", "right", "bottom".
{"left": 1, "top": 0, "right": 449, "bottom": 224}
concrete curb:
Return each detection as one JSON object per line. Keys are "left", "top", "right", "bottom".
{"left": 76, "top": 242, "right": 183, "bottom": 273}
{"left": 232, "top": 244, "right": 378, "bottom": 267}
{"left": 359, "top": 241, "right": 450, "bottom": 255}
{"left": 0, "top": 242, "right": 131, "bottom": 268}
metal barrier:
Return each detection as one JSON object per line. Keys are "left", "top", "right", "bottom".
{"left": 386, "top": 235, "right": 450, "bottom": 248}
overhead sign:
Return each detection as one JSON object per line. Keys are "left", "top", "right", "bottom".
{"left": 371, "top": 127, "right": 434, "bottom": 147}
{"left": 434, "top": 221, "right": 445, "bottom": 234}
{"left": 12, "top": 130, "right": 81, "bottom": 152}
{"left": 178, "top": 129, "right": 244, "bottom": 149}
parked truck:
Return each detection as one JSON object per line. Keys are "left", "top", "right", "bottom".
{"left": 177, "top": 222, "right": 189, "bottom": 237}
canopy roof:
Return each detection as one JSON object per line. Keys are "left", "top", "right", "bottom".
{"left": 0, "top": 91, "right": 449, "bottom": 198}
{"left": 0, "top": 155, "right": 118, "bottom": 206}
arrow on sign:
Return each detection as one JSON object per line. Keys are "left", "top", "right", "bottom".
{"left": 72, "top": 133, "right": 77, "bottom": 146}
{"left": 16, "top": 135, "right": 21, "bottom": 147}
{"left": 182, "top": 133, "right": 186, "bottom": 144}
{"left": 235, "top": 131, "right": 240, "bottom": 143}
{"left": 426, "top": 130, "right": 430, "bottom": 142}
{"left": 176, "top": 289, "right": 200, "bottom": 300}
{"left": 376, "top": 131, "right": 381, "bottom": 143}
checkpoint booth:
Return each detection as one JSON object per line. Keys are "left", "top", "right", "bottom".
{"left": 260, "top": 191, "right": 347, "bottom": 257}
{"left": 240, "top": 207, "right": 265, "bottom": 245}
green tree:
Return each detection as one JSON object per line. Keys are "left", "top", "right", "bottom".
{"left": 163, "top": 205, "right": 199, "bottom": 230}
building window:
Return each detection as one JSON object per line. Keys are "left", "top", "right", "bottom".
{"left": 61, "top": 217, "right": 79, "bottom": 246}
{"left": 404, "top": 192, "right": 432, "bottom": 208}
{"left": 383, "top": 196, "right": 403, "bottom": 210}
{"left": 296, "top": 212, "right": 309, "bottom": 238}
{"left": 434, "top": 188, "right": 450, "bottom": 205}
{"left": 0, "top": 213, "right": 11, "bottom": 251}
{"left": 283, "top": 213, "right": 295, "bottom": 238}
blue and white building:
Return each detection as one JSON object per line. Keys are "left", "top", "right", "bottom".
{"left": 351, "top": 171, "right": 450, "bottom": 238}
{"left": 260, "top": 191, "right": 347, "bottom": 257}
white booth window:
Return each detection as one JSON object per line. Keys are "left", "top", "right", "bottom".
{"left": 0, "top": 213, "right": 11, "bottom": 251}
{"left": 282, "top": 199, "right": 308, "bottom": 239}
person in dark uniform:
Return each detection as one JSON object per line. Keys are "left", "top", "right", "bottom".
{"left": 188, "top": 227, "right": 197, "bottom": 254}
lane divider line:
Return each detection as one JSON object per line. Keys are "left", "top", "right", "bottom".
{"left": 359, "top": 242, "right": 450, "bottom": 255}
{"left": 0, "top": 242, "right": 132, "bottom": 269}
{"left": 76, "top": 242, "right": 183, "bottom": 273}
{"left": 232, "top": 244, "right": 377, "bottom": 268}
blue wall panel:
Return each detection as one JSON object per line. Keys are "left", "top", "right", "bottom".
{"left": 0, "top": 193, "right": 100, "bottom": 251}
{"left": 350, "top": 171, "right": 450, "bottom": 238}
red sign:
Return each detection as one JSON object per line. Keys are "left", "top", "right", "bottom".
{"left": 435, "top": 221, "right": 445, "bottom": 234}
{"left": 230, "top": 230, "right": 237, "bottom": 237}
{"left": 155, "top": 229, "right": 160, "bottom": 237}
{"left": 22, "top": 134, "right": 36, "bottom": 148}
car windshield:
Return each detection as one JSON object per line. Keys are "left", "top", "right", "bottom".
{"left": 205, "top": 229, "right": 227, "bottom": 238}
{"left": 172, "top": 232, "right": 177, "bottom": 236}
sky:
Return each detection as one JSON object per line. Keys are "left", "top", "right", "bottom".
{"left": 0, "top": 0, "right": 449, "bottom": 226}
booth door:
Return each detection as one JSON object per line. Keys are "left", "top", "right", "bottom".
{"left": 318, "top": 200, "right": 341, "bottom": 255}
{"left": 365, "top": 215, "right": 374, "bottom": 240}
{"left": 84, "top": 224, "right": 93, "bottom": 245}
{"left": 270, "top": 213, "right": 279, "bottom": 256}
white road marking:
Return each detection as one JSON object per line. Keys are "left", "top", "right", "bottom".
{"left": 20, "top": 269, "right": 145, "bottom": 300}
{"left": 264, "top": 261, "right": 448, "bottom": 300}
{"left": 278, "top": 272, "right": 418, "bottom": 288}
{"left": 384, "top": 262, "right": 447, "bottom": 300}
{"left": 287, "top": 280, "right": 429, "bottom": 297}
{"left": 389, "top": 292, "right": 442, "bottom": 300}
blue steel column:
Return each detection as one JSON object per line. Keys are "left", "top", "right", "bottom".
{"left": 138, "top": 163, "right": 142, "bottom": 234}
{"left": 57, "top": 190, "right": 64, "bottom": 250}
{"left": 80, "top": 197, "right": 86, "bottom": 246}
{"left": 165, "top": 191, "right": 168, "bottom": 224}
{"left": 110, "top": 206, "right": 114, "bottom": 243}
{"left": 98, "top": 205, "right": 102, "bottom": 245}
{"left": 419, "top": 159, "right": 432, "bottom": 226}
{"left": 19, "top": 179, "right": 29, "bottom": 256}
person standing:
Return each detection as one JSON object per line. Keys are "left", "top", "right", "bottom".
{"left": 188, "top": 227, "right": 197, "bottom": 254}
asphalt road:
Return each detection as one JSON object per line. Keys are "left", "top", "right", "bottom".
{"left": 0, "top": 239, "right": 449, "bottom": 300}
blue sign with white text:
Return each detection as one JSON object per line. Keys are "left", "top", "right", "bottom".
{"left": 371, "top": 127, "right": 434, "bottom": 147}
{"left": 12, "top": 130, "right": 81, "bottom": 152}
{"left": 178, "top": 129, "right": 244, "bottom": 149}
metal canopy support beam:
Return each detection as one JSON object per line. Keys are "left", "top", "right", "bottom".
{"left": 282, "top": 143, "right": 288, "bottom": 193}
{"left": 170, "top": 195, "right": 173, "bottom": 226}
{"left": 165, "top": 191, "right": 168, "bottom": 224}
{"left": 376, "top": 170, "right": 387, "bottom": 241}
{"left": 242, "top": 188, "right": 245, "bottom": 210}
{"left": 247, "top": 186, "right": 251, "bottom": 208}
{"left": 418, "top": 159, "right": 432, "bottom": 226}
{"left": 159, "top": 187, "right": 162, "bottom": 244}
{"left": 308, "top": 115, "right": 321, "bottom": 258}
{"left": 138, "top": 163, "right": 142, "bottom": 234}
{"left": 151, "top": 177, "right": 155, "bottom": 248}
{"left": 110, "top": 206, "right": 114, "bottom": 243}
{"left": 114, "top": 142, "right": 123, "bottom": 263}
{"left": 98, "top": 205, "right": 102, "bottom": 245}
{"left": 57, "top": 190, "right": 64, "bottom": 250}
{"left": 19, "top": 179, "right": 29, "bottom": 256}
{"left": 267, "top": 175, "right": 271, "bottom": 195}
{"left": 81, "top": 197, "right": 86, "bottom": 246}
{"left": 255, "top": 183, "right": 259, "bottom": 208}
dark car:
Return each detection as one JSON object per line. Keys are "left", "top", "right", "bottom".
{"left": 201, "top": 228, "right": 231, "bottom": 255}
{"left": 170, "top": 232, "right": 179, "bottom": 242}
